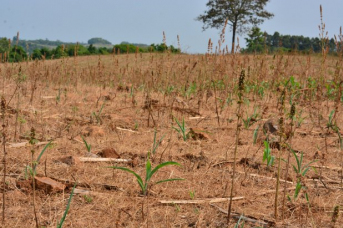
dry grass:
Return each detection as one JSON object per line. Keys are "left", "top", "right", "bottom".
{"left": 0, "top": 51, "right": 342, "bottom": 227}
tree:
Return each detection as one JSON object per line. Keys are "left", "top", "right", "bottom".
{"left": 40, "top": 47, "right": 52, "bottom": 59}
{"left": 197, "top": 0, "right": 273, "bottom": 53}
{"left": 244, "top": 27, "right": 265, "bottom": 53}
{"left": 0, "top": 38, "right": 9, "bottom": 54}
{"left": 52, "top": 45, "right": 68, "bottom": 58}
{"left": 88, "top": 44, "right": 98, "bottom": 54}
{"left": 32, "top": 49, "right": 42, "bottom": 60}
{"left": 8, "top": 46, "right": 27, "bottom": 62}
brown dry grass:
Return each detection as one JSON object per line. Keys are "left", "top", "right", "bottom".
{"left": 0, "top": 52, "right": 342, "bottom": 227}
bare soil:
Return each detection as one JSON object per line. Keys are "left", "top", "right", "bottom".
{"left": 0, "top": 53, "right": 342, "bottom": 227}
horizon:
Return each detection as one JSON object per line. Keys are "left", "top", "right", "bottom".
{"left": 1, "top": 0, "right": 342, "bottom": 53}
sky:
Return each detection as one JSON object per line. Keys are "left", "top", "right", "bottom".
{"left": 1, "top": 0, "right": 342, "bottom": 53}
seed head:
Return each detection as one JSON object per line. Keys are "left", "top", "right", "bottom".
{"left": 1, "top": 96, "right": 6, "bottom": 114}
{"left": 238, "top": 69, "right": 245, "bottom": 91}
{"left": 290, "top": 103, "right": 296, "bottom": 119}
{"left": 29, "top": 127, "right": 36, "bottom": 145}
{"left": 332, "top": 205, "right": 339, "bottom": 223}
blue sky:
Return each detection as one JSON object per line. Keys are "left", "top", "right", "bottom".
{"left": 1, "top": 0, "right": 342, "bottom": 53}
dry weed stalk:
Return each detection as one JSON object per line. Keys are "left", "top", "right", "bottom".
{"left": 275, "top": 87, "right": 286, "bottom": 220}
{"left": 227, "top": 69, "right": 245, "bottom": 224}
{"left": 1, "top": 97, "right": 7, "bottom": 224}
{"left": 218, "top": 18, "right": 228, "bottom": 55}
{"left": 282, "top": 102, "right": 296, "bottom": 220}
{"left": 29, "top": 127, "right": 39, "bottom": 228}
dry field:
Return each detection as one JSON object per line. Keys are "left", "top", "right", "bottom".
{"left": 0, "top": 52, "right": 342, "bottom": 227}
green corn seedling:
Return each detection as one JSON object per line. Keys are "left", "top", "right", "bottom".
{"left": 57, "top": 182, "right": 77, "bottom": 228}
{"left": 263, "top": 141, "right": 275, "bottom": 168}
{"left": 108, "top": 153, "right": 183, "bottom": 195}
{"left": 173, "top": 116, "right": 188, "bottom": 141}
{"left": 81, "top": 135, "right": 91, "bottom": 153}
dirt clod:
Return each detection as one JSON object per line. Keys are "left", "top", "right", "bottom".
{"left": 81, "top": 126, "right": 105, "bottom": 137}
{"left": 34, "top": 176, "right": 66, "bottom": 193}
{"left": 188, "top": 128, "right": 210, "bottom": 140}
{"left": 97, "top": 147, "right": 120, "bottom": 158}
{"left": 56, "top": 156, "right": 81, "bottom": 166}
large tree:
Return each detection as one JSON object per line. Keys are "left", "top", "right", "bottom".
{"left": 197, "top": 0, "right": 273, "bottom": 53}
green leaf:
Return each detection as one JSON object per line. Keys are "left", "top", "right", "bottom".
{"left": 301, "top": 161, "right": 317, "bottom": 176}
{"left": 292, "top": 150, "right": 301, "bottom": 174}
{"left": 299, "top": 152, "right": 304, "bottom": 170}
{"left": 172, "top": 127, "right": 181, "bottom": 133}
{"left": 145, "top": 157, "right": 152, "bottom": 182}
{"left": 149, "top": 161, "right": 181, "bottom": 181}
{"left": 305, "top": 193, "right": 309, "bottom": 202}
{"left": 234, "top": 214, "right": 243, "bottom": 228}
{"left": 33, "top": 141, "right": 52, "bottom": 173}
{"left": 294, "top": 182, "right": 302, "bottom": 199}
{"left": 81, "top": 136, "right": 91, "bottom": 152}
{"left": 292, "top": 164, "right": 298, "bottom": 174}
{"left": 329, "top": 110, "right": 335, "bottom": 124}
{"left": 253, "top": 125, "right": 259, "bottom": 144}
{"left": 57, "top": 182, "right": 77, "bottom": 228}
{"left": 269, "top": 156, "right": 275, "bottom": 167}
{"left": 155, "top": 178, "right": 184, "bottom": 185}
{"left": 174, "top": 117, "right": 182, "bottom": 129}
{"left": 108, "top": 166, "right": 145, "bottom": 193}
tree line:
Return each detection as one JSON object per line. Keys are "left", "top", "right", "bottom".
{"left": 242, "top": 27, "right": 337, "bottom": 54}
{"left": 0, "top": 38, "right": 180, "bottom": 62}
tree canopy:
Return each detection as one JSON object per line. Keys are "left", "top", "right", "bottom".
{"left": 244, "top": 27, "right": 265, "bottom": 53}
{"left": 197, "top": 0, "right": 273, "bottom": 53}
{"left": 0, "top": 38, "right": 10, "bottom": 54}
{"left": 242, "top": 28, "right": 336, "bottom": 54}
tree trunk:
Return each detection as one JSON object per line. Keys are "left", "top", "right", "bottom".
{"left": 231, "top": 21, "right": 237, "bottom": 53}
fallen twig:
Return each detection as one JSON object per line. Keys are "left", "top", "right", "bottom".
{"left": 237, "top": 172, "right": 293, "bottom": 184}
{"left": 50, "top": 177, "right": 124, "bottom": 192}
{"left": 116, "top": 127, "right": 139, "bottom": 133}
{"left": 8, "top": 141, "right": 51, "bottom": 149}
{"left": 210, "top": 203, "right": 272, "bottom": 227}
{"left": 78, "top": 157, "right": 132, "bottom": 163}
{"left": 41, "top": 96, "right": 56, "bottom": 99}
{"left": 256, "top": 187, "right": 296, "bottom": 196}
{"left": 313, "top": 165, "right": 341, "bottom": 171}
{"left": 159, "top": 196, "right": 244, "bottom": 204}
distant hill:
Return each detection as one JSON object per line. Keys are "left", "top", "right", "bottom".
{"left": 88, "top": 37, "right": 111, "bottom": 45}
{"left": 11, "top": 37, "right": 87, "bottom": 53}
{"left": 6, "top": 36, "right": 150, "bottom": 54}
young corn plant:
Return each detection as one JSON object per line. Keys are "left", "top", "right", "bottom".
{"left": 234, "top": 215, "right": 245, "bottom": 228}
{"left": 26, "top": 128, "right": 52, "bottom": 228}
{"left": 92, "top": 101, "right": 105, "bottom": 125}
{"left": 57, "top": 182, "right": 77, "bottom": 228}
{"left": 252, "top": 125, "right": 259, "bottom": 145}
{"left": 288, "top": 149, "right": 317, "bottom": 202}
{"left": 242, "top": 107, "right": 259, "bottom": 129}
{"left": 151, "top": 130, "right": 165, "bottom": 155}
{"left": 263, "top": 141, "right": 275, "bottom": 168}
{"left": 282, "top": 102, "right": 296, "bottom": 220}
{"left": 81, "top": 135, "right": 91, "bottom": 153}
{"left": 327, "top": 110, "right": 342, "bottom": 145}
{"left": 108, "top": 152, "right": 183, "bottom": 195}
{"left": 173, "top": 116, "right": 188, "bottom": 141}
